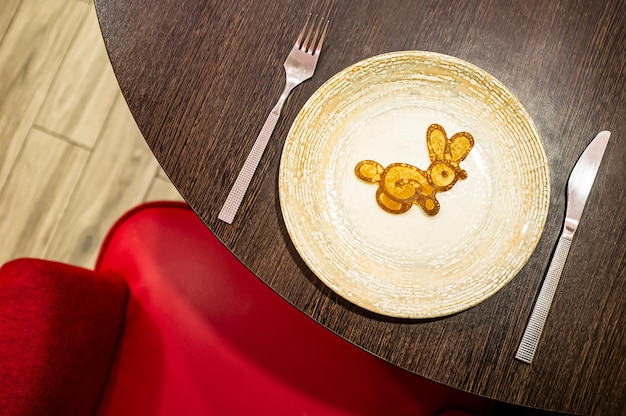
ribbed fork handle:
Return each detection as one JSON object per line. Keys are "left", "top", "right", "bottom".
{"left": 218, "top": 82, "right": 294, "bottom": 224}
{"left": 515, "top": 235, "right": 573, "bottom": 364}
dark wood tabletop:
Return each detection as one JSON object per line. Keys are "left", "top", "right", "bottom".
{"left": 94, "top": 1, "right": 625, "bottom": 414}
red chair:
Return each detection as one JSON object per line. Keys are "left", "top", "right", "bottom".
{"left": 0, "top": 201, "right": 489, "bottom": 416}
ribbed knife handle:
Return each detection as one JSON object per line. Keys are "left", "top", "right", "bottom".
{"left": 515, "top": 235, "right": 573, "bottom": 364}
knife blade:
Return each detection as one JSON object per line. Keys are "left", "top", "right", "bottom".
{"left": 515, "top": 130, "right": 610, "bottom": 364}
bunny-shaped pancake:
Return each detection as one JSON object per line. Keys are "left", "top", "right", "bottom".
{"left": 355, "top": 124, "right": 474, "bottom": 216}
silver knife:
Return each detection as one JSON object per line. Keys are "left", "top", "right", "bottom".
{"left": 515, "top": 130, "right": 610, "bottom": 364}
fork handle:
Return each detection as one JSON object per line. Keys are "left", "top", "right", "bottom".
{"left": 218, "top": 84, "right": 294, "bottom": 224}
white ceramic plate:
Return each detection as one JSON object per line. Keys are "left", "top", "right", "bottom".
{"left": 279, "top": 51, "right": 550, "bottom": 318}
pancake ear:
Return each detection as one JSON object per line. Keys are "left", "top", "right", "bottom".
{"left": 449, "top": 132, "right": 474, "bottom": 164}
{"left": 427, "top": 124, "right": 447, "bottom": 162}
{"left": 355, "top": 160, "right": 384, "bottom": 183}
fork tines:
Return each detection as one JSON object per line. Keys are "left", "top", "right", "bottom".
{"left": 297, "top": 13, "right": 330, "bottom": 55}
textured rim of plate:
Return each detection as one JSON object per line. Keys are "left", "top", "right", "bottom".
{"left": 279, "top": 51, "right": 550, "bottom": 318}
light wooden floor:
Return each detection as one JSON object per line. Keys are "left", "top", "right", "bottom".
{"left": 0, "top": 0, "right": 183, "bottom": 269}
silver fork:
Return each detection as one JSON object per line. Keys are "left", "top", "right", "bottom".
{"left": 218, "top": 13, "right": 330, "bottom": 224}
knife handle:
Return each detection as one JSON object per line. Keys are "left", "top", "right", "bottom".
{"left": 515, "top": 235, "right": 573, "bottom": 364}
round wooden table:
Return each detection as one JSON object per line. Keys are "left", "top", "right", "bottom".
{"left": 95, "top": 1, "right": 626, "bottom": 414}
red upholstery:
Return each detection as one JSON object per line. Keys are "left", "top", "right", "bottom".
{"left": 0, "top": 201, "right": 488, "bottom": 416}
{"left": 0, "top": 260, "right": 126, "bottom": 415}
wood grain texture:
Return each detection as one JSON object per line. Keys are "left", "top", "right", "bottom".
{"left": 145, "top": 174, "right": 184, "bottom": 202}
{"left": 0, "top": 0, "right": 86, "bottom": 189}
{"left": 0, "top": 0, "right": 181, "bottom": 274}
{"left": 95, "top": 0, "right": 626, "bottom": 414}
{"left": 36, "top": 4, "right": 119, "bottom": 148}
{"left": 44, "top": 94, "right": 159, "bottom": 267}
{"left": 0, "top": 0, "right": 20, "bottom": 43}
{"left": 0, "top": 128, "right": 88, "bottom": 265}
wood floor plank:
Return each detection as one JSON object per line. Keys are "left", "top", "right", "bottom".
{"left": 36, "top": 4, "right": 119, "bottom": 148}
{"left": 0, "top": 0, "right": 21, "bottom": 44}
{"left": 157, "top": 167, "right": 172, "bottom": 180}
{"left": 45, "top": 94, "right": 160, "bottom": 268}
{"left": 0, "top": 0, "right": 86, "bottom": 191}
{"left": 0, "top": 128, "right": 88, "bottom": 265}
{"left": 145, "top": 175, "right": 184, "bottom": 202}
